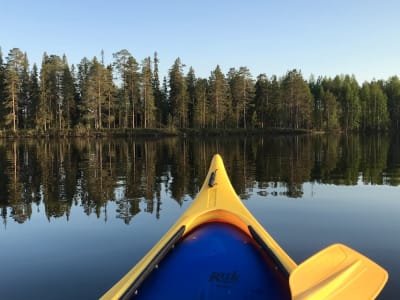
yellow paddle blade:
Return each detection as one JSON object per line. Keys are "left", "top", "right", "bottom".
{"left": 289, "top": 244, "right": 388, "bottom": 300}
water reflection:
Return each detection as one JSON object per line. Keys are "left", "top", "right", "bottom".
{"left": 0, "top": 134, "right": 399, "bottom": 225}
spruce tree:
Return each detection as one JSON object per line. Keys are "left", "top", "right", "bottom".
{"left": 321, "top": 90, "right": 339, "bottom": 129}
{"left": 209, "top": 65, "right": 228, "bottom": 128}
{"left": 193, "top": 78, "right": 208, "bottom": 128}
{"left": 141, "top": 57, "right": 156, "bottom": 128}
{"left": 385, "top": 76, "right": 400, "bottom": 130}
{"left": 254, "top": 74, "right": 270, "bottom": 128}
{"left": 360, "top": 82, "right": 389, "bottom": 130}
{"left": 61, "top": 55, "right": 76, "bottom": 129}
{"left": 113, "top": 49, "right": 140, "bottom": 128}
{"left": 84, "top": 57, "right": 107, "bottom": 129}
{"left": 341, "top": 75, "right": 361, "bottom": 130}
{"left": 186, "top": 67, "right": 196, "bottom": 128}
{"left": 169, "top": 58, "right": 188, "bottom": 128}
{"left": 281, "top": 70, "right": 312, "bottom": 129}
{"left": 0, "top": 47, "right": 5, "bottom": 127}
{"left": 125, "top": 56, "right": 140, "bottom": 128}
{"left": 4, "top": 48, "right": 25, "bottom": 132}
{"left": 309, "top": 75, "right": 323, "bottom": 130}
{"left": 38, "top": 54, "right": 65, "bottom": 130}
{"left": 76, "top": 57, "right": 92, "bottom": 127}
{"left": 29, "top": 64, "right": 40, "bottom": 129}
{"left": 19, "top": 52, "right": 30, "bottom": 129}
{"left": 104, "top": 64, "right": 116, "bottom": 129}
{"left": 227, "top": 67, "right": 253, "bottom": 128}
{"left": 152, "top": 52, "right": 163, "bottom": 127}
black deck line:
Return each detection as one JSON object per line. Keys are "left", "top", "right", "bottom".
{"left": 248, "top": 225, "right": 290, "bottom": 279}
{"left": 120, "top": 225, "right": 186, "bottom": 300}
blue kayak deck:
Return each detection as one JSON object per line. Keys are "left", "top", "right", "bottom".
{"left": 134, "top": 222, "right": 290, "bottom": 299}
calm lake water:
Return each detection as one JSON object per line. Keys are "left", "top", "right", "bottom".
{"left": 0, "top": 134, "right": 399, "bottom": 299}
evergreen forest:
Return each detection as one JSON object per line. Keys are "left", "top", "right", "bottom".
{"left": 1, "top": 47, "right": 399, "bottom": 135}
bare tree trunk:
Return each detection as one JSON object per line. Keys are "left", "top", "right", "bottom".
{"left": 12, "top": 82, "right": 17, "bottom": 132}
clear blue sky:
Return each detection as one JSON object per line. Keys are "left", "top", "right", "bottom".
{"left": 1, "top": 0, "right": 399, "bottom": 83}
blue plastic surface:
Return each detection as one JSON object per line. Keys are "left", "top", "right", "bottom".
{"left": 135, "top": 222, "right": 290, "bottom": 299}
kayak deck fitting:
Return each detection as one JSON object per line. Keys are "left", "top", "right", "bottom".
{"left": 101, "top": 154, "right": 388, "bottom": 300}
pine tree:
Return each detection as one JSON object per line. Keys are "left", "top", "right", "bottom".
{"left": 186, "top": 67, "right": 196, "bottom": 128}
{"left": 309, "top": 75, "right": 323, "bottom": 130}
{"left": 38, "top": 54, "right": 65, "bottom": 130}
{"left": 209, "top": 65, "right": 229, "bottom": 128}
{"left": 254, "top": 74, "right": 270, "bottom": 128}
{"left": 385, "top": 76, "right": 400, "bottom": 130}
{"left": 29, "top": 64, "right": 40, "bottom": 129}
{"left": 341, "top": 75, "right": 361, "bottom": 130}
{"left": 227, "top": 67, "right": 253, "bottom": 128}
{"left": 113, "top": 49, "right": 140, "bottom": 128}
{"left": 61, "top": 56, "right": 77, "bottom": 129}
{"left": 360, "top": 82, "right": 389, "bottom": 130}
{"left": 76, "top": 57, "right": 92, "bottom": 127}
{"left": 141, "top": 57, "right": 156, "bottom": 128}
{"left": 152, "top": 52, "right": 163, "bottom": 127}
{"left": 18, "top": 52, "right": 30, "bottom": 129}
{"left": 321, "top": 90, "right": 339, "bottom": 129}
{"left": 238, "top": 67, "right": 254, "bottom": 129}
{"left": 281, "top": 70, "right": 312, "bottom": 129}
{"left": 83, "top": 57, "right": 106, "bottom": 129}
{"left": 0, "top": 47, "right": 6, "bottom": 127}
{"left": 126, "top": 56, "right": 140, "bottom": 128}
{"left": 104, "top": 64, "right": 116, "bottom": 129}
{"left": 37, "top": 53, "right": 50, "bottom": 130}
{"left": 268, "top": 75, "right": 281, "bottom": 127}
{"left": 193, "top": 78, "right": 208, "bottom": 128}
{"left": 169, "top": 58, "right": 188, "bottom": 128}
{"left": 4, "top": 48, "right": 25, "bottom": 132}
{"left": 161, "top": 76, "right": 170, "bottom": 127}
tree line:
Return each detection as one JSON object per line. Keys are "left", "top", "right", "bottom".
{"left": 1, "top": 47, "right": 400, "bottom": 133}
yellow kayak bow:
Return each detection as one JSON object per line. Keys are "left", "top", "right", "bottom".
{"left": 101, "top": 154, "right": 388, "bottom": 300}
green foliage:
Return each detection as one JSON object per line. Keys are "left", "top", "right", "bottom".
{"left": 209, "top": 65, "right": 229, "bottom": 128}
{"left": 193, "top": 78, "right": 208, "bottom": 128}
{"left": 169, "top": 58, "right": 188, "bottom": 128}
{"left": 4, "top": 48, "right": 26, "bottom": 132}
{"left": 281, "top": 70, "right": 312, "bottom": 129}
{"left": 29, "top": 64, "right": 40, "bottom": 128}
{"left": 82, "top": 56, "right": 106, "bottom": 129}
{"left": 321, "top": 90, "right": 339, "bottom": 129}
{"left": 227, "top": 67, "right": 254, "bottom": 128}
{"left": 0, "top": 47, "right": 399, "bottom": 134}
{"left": 152, "top": 52, "right": 164, "bottom": 127}
{"left": 384, "top": 76, "right": 400, "bottom": 130}
{"left": 254, "top": 74, "right": 269, "bottom": 128}
{"left": 186, "top": 67, "right": 196, "bottom": 128}
{"left": 0, "top": 47, "right": 6, "bottom": 127}
{"left": 141, "top": 57, "right": 156, "bottom": 128}
{"left": 38, "top": 53, "right": 65, "bottom": 131}
{"left": 113, "top": 49, "right": 140, "bottom": 128}
{"left": 360, "top": 81, "right": 389, "bottom": 130}
{"left": 340, "top": 75, "right": 361, "bottom": 130}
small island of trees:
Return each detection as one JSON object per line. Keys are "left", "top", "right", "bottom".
{"left": 0, "top": 47, "right": 399, "bottom": 136}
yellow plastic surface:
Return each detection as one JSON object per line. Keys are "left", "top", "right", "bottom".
{"left": 289, "top": 244, "right": 388, "bottom": 300}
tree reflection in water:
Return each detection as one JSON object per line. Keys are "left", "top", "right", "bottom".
{"left": 0, "top": 134, "right": 398, "bottom": 225}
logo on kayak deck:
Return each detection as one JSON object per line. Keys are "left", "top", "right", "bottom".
{"left": 209, "top": 271, "right": 239, "bottom": 284}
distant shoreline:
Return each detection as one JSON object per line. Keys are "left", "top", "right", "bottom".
{"left": 0, "top": 127, "right": 320, "bottom": 138}
{"left": 1, "top": 127, "right": 392, "bottom": 139}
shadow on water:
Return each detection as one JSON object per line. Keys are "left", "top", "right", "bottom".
{"left": 0, "top": 133, "right": 399, "bottom": 225}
